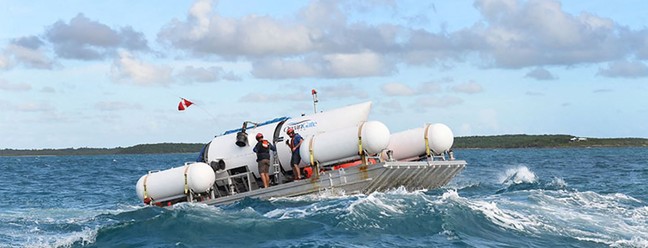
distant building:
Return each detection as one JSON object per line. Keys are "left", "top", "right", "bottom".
{"left": 570, "top": 137, "right": 588, "bottom": 142}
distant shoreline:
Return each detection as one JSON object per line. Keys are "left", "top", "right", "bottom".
{"left": 452, "top": 134, "right": 648, "bottom": 149}
{"left": 0, "top": 143, "right": 205, "bottom": 157}
{"left": 1, "top": 135, "right": 647, "bottom": 156}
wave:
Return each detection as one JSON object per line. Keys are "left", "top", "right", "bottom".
{"left": 451, "top": 188, "right": 648, "bottom": 247}
{"left": 46, "top": 189, "right": 441, "bottom": 247}
{"left": 8, "top": 185, "right": 647, "bottom": 248}
{"left": 494, "top": 166, "right": 569, "bottom": 194}
{"left": 1, "top": 206, "right": 140, "bottom": 248}
{"left": 499, "top": 166, "right": 537, "bottom": 185}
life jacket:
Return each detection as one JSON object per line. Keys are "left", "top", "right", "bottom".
{"left": 255, "top": 140, "right": 272, "bottom": 161}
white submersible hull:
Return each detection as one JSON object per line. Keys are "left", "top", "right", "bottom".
{"left": 135, "top": 101, "right": 467, "bottom": 207}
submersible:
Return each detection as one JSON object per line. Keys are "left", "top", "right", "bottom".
{"left": 135, "top": 101, "right": 466, "bottom": 206}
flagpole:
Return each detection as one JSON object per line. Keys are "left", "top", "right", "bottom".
{"left": 311, "top": 89, "right": 318, "bottom": 113}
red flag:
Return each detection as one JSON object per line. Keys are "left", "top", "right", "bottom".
{"left": 178, "top": 98, "right": 193, "bottom": 111}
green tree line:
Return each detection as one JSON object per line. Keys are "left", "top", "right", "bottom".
{"left": 453, "top": 135, "right": 648, "bottom": 148}
{"left": 0, "top": 143, "right": 205, "bottom": 156}
{"left": 2, "top": 135, "right": 647, "bottom": 156}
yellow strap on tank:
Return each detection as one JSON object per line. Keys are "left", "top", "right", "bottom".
{"left": 309, "top": 136, "right": 315, "bottom": 166}
{"left": 357, "top": 122, "right": 367, "bottom": 165}
{"left": 143, "top": 174, "right": 150, "bottom": 200}
{"left": 183, "top": 164, "right": 190, "bottom": 194}
{"left": 357, "top": 122, "right": 365, "bottom": 156}
{"left": 424, "top": 124, "right": 431, "bottom": 157}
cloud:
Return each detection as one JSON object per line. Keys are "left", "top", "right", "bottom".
{"left": 15, "top": 102, "right": 55, "bottom": 112}
{"left": 252, "top": 51, "right": 393, "bottom": 79}
{"left": 323, "top": 51, "right": 394, "bottom": 77}
{"left": 95, "top": 101, "right": 142, "bottom": 111}
{"left": 525, "top": 68, "right": 557, "bottom": 80}
{"left": 0, "top": 79, "right": 31, "bottom": 91}
{"left": 40, "top": 86, "right": 56, "bottom": 93}
{"left": 158, "top": 0, "right": 314, "bottom": 58}
{"left": 597, "top": 60, "right": 648, "bottom": 78}
{"left": 466, "top": 0, "right": 630, "bottom": 68}
{"left": 5, "top": 36, "right": 56, "bottom": 69}
{"left": 159, "top": 0, "right": 398, "bottom": 78}
{"left": 238, "top": 92, "right": 309, "bottom": 102}
{"left": 177, "top": 65, "right": 241, "bottom": 83}
{"left": 110, "top": 51, "right": 173, "bottom": 86}
{"left": 414, "top": 95, "right": 464, "bottom": 109}
{"left": 382, "top": 81, "right": 447, "bottom": 97}
{"left": 418, "top": 81, "right": 443, "bottom": 93}
{"left": 251, "top": 58, "right": 320, "bottom": 79}
{"left": 318, "top": 83, "right": 369, "bottom": 99}
{"left": 45, "top": 13, "right": 148, "bottom": 60}
{"left": 381, "top": 82, "right": 416, "bottom": 96}
{"left": 238, "top": 83, "right": 366, "bottom": 103}
{"left": 593, "top": 88, "right": 613, "bottom": 93}
{"left": 156, "top": 0, "right": 648, "bottom": 80}
{"left": 0, "top": 54, "right": 9, "bottom": 69}
{"left": 452, "top": 81, "right": 483, "bottom": 94}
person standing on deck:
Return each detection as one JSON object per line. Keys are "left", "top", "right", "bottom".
{"left": 253, "top": 133, "right": 275, "bottom": 188}
{"left": 286, "top": 128, "right": 303, "bottom": 180}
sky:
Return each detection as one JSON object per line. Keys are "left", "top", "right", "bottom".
{"left": 1, "top": 0, "right": 648, "bottom": 149}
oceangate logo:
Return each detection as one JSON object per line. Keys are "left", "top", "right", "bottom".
{"left": 284, "top": 120, "right": 318, "bottom": 133}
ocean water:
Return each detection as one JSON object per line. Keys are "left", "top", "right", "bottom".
{"left": 1, "top": 148, "right": 647, "bottom": 247}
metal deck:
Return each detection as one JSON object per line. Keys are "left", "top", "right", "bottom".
{"left": 200, "top": 160, "right": 466, "bottom": 206}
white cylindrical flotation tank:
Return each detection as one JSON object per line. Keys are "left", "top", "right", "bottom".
{"left": 384, "top": 123, "right": 454, "bottom": 161}
{"left": 299, "top": 121, "right": 390, "bottom": 166}
{"left": 205, "top": 101, "right": 374, "bottom": 175}
{"left": 135, "top": 162, "right": 215, "bottom": 202}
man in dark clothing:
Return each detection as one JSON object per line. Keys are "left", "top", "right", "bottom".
{"left": 286, "top": 128, "right": 303, "bottom": 180}
{"left": 253, "top": 133, "right": 276, "bottom": 188}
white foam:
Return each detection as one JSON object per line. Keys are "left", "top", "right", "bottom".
{"left": 548, "top": 177, "right": 567, "bottom": 188}
{"left": 264, "top": 207, "right": 309, "bottom": 219}
{"left": 22, "top": 227, "right": 98, "bottom": 248}
{"left": 441, "top": 189, "right": 460, "bottom": 200}
{"left": 0, "top": 205, "right": 151, "bottom": 248}
{"left": 499, "top": 166, "right": 537, "bottom": 185}
{"left": 264, "top": 199, "right": 342, "bottom": 220}
{"left": 465, "top": 199, "right": 542, "bottom": 232}
{"left": 507, "top": 189, "right": 648, "bottom": 245}
{"left": 270, "top": 190, "right": 356, "bottom": 203}
{"left": 610, "top": 236, "right": 648, "bottom": 248}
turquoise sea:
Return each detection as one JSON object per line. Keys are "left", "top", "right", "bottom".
{"left": 1, "top": 147, "right": 647, "bottom": 247}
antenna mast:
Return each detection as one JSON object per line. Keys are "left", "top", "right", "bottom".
{"left": 311, "top": 89, "right": 318, "bottom": 113}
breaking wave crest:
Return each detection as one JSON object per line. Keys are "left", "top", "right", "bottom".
{"left": 495, "top": 166, "right": 568, "bottom": 194}
{"left": 28, "top": 187, "right": 641, "bottom": 248}
{"left": 6, "top": 187, "right": 645, "bottom": 248}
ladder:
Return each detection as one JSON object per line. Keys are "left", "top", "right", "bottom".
{"left": 271, "top": 151, "right": 282, "bottom": 185}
